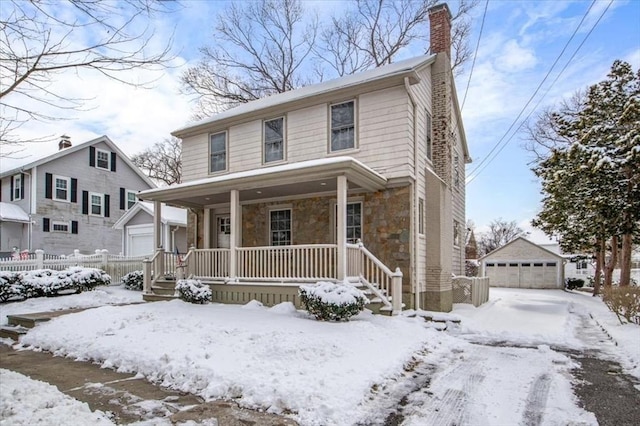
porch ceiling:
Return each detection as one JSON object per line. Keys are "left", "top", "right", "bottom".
{"left": 138, "top": 157, "right": 387, "bottom": 208}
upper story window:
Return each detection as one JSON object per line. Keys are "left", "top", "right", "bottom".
{"left": 330, "top": 100, "right": 355, "bottom": 152}
{"left": 127, "top": 190, "right": 137, "bottom": 209}
{"left": 264, "top": 117, "right": 285, "bottom": 163}
{"left": 90, "top": 192, "right": 104, "bottom": 216}
{"left": 54, "top": 176, "right": 71, "bottom": 202}
{"left": 209, "top": 132, "right": 227, "bottom": 173}
{"left": 454, "top": 220, "right": 461, "bottom": 247}
{"left": 270, "top": 209, "right": 291, "bottom": 246}
{"left": 96, "top": 149, "right": 110, "bottom": 170}
{"left": 418, "top": 198, "right": 424, "bottom": 234}
{"left": 12, "top": 174, "right": 22, "bottom": 200}
{"left": 426, "top": 110, "right": 433, "bottom": 161}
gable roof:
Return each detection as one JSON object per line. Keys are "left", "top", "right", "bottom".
{"left": 0, "top": 135, "right": 156, "bottom": 187}
{"left": 0, "top": 202, "right": 30, "bottom": 223}
{"left": 113, "top": 201, "right": 187, "bottom": 229}
{"left": 478, "top": 236, "right": 564, "bottom": 261}
{"left": 172, "top": 54, "right": 436, "bottom": 138}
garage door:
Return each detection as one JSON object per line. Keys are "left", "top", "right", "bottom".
{"left": 485, "top": 261, "right": 559, "bottom": 288}
{"left": 130, "top": 234, "right": 153, "bottom": 257}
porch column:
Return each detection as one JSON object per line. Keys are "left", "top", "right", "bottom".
{"left": 203, "top": 208, "right": 211, "bottom": 248}
{"left": 154, "top": 201, "right": 162, "bottom": 249}
{"left": 229, "top": 189, "right": 239, "bottom": 279}
{"left": 337, "top": 175, "right": 347, "bottom": 280}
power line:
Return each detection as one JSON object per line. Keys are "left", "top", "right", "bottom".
{"left": 461, "top": 0, "right": 489, "bottom": 111}
{"left": 466, "top": 0, "right": 611, "bottom": 185}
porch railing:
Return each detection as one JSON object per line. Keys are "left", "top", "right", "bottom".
{"left": 188, "top": 249, "right": 229, "bottom": 280}
{"left": 237, "top": 245, "right": 337, "bottom": 281}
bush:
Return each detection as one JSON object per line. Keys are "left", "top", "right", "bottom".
{"left": 602, "top": 286, "right": 640, "bottom": 325}
{"left": 565, "top": 277, "right": 585, "bottom": 290}
{"left": 19, "top": 269, "right": 58, "bottom": 298}
{"left": 0, "top": 271, "right": 23, "bottom": 302}
{"left": 175, "top": 279, "right": 211, "bottom": 304}
{"left": 62, "top": 267, "right": 111, "bottom": 291}
{"left": 299, "top": 281, "right": 369, "bottom": 322}
{"left": 122, "top": 270, "right": 144, "bottom": 291}
{"left": 465, "top": 260, "right": 479, "bottom": 277}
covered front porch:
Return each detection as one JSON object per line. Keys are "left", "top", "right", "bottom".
{"left": 138, "top": 157, "right": 405, "bottom": 314}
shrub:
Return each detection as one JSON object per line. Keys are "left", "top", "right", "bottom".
{"left": 122, "top": 270, "right": 144, "bottom": 291}
{"left": 175, "top": 279, "right": 211, "bottom": 304}
{"left": 0, "top": 271, "right": 23, "bottom": 302}
{"left": 565, "top": 277, "right": 585, "bottom": 290}
{"left": 299, "top": 281, "right": 369, "bottom": 322}
{"left": 64, "top": 267, "right": 111, "bottom": 291}
{"left": 602, "top": 286, "right": 640, "bottom": 325}
{"left": 465, "top": 260, "right": 479, "bottom": 277}
{"left": 19, "top": 269, "right": 58, "bottom": 298}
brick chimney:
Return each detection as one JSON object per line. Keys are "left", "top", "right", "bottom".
{"left": 58, "top": 135, "right": 72, "bottom": 150}
{"left": 428, "top": 3, "right": 452, "bottom": 58}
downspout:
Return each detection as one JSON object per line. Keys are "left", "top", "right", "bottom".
{"left": 405, "top": 77, "right": 420, "bottom": 311}
{"left": 20, "top": 168, "right": 34, "bottom": 252}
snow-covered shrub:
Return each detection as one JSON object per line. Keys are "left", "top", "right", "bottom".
{"left": 3, "top": 268, "right": 110, "bottom": 301}
{"left": 122, "top": 270, "right": 144, "bottom": 291}
{"left": 602, "top": 286, "right": 640, "bottom": 325}
{"left": 175, "top": 279, "right": 211, "bottom": 304}
{"left": 465, "top": 260, "right": 479, "bottom": 277}
{"left": 0, "top": 271, "right": 23, "bottom": 302}
{"left": 565, "top": 277, "right": 585, "bottom": 290}
{"left": 63, "top": 267, "right": 111, "bottom": 291}
{"left": 19, "top": 269, "right": 58, "bottom": 298}
{"left": 299, "top": 281, "right": 369, "bottom": 321}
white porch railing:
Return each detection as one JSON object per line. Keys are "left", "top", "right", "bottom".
{"left": 346, "top": 242, "right": 403, "bottom": 314}
{"left": 452, "top": 275, "right": 490, "bottom": 307}
{"left": 237, "top": 245, "right": 337, "bottom": 281}
{"left": 188, "top": 249, "right": 229, "bottom": 279}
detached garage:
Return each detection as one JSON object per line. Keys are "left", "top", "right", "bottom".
{"left": 480, "top": 237, "right": 564, "bottom": 289}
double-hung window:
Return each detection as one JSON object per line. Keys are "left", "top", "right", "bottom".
{"left": 52, "top": 221, "right": 69, "bottom": 233}
{"left": 330, "top": 101, "right": 355, "bottom": 151}
{"left": 346, "top": 202, "right": 362, "bottom": 243}
{"left": 12, "top": 174, "right": 22, "bottom": 200}
{"left": 264, "top": 117, "right": 284, "bottom": 163}
{"left": 270, "top": 209, "right": 291, "bottom": 246}
{"left": 126, "top": 190, "right": 137, "bottom": 209}
{"left": 54, "top": 176, "right": 71, "bottom": 202}
{"left": 210, "top": 132, "right": 227, "bottom": 173}
{"left": 96, "top": 149, "right": 110, "bottom": 170}
{"left": 90, "top": 192, "right": 104, "bottom": 216}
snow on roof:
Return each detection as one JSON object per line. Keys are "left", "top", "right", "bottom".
{"left": 139, "top": 202, "right": 187, "bottom": 225}
{"left": 173, "top": 54, "right": 435, "bottom": 135}
{"left": 0, "top": 202, "right": 30, "bottom": 223}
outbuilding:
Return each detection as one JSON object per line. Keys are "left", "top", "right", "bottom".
{"left": 479, "top": 237, "right": 565, "bottom": 289}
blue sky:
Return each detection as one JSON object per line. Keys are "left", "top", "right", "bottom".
{"left": 1, "top": 0, "right": 639, "bottom": 242}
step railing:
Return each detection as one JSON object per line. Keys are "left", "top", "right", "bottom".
{"left": 346, "top": 242, "right": 403, "bottom": 315}
{"left": 143, "top": 249, "right": 163, "bottom": 293}
{"left": 237, "top": 245, "right": 337, "bottom": 281}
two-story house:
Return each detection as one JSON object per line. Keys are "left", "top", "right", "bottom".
{"left": 139, "top": 4, "right": 471, "bottom": 312}
{"left": 0, "top": 135, "right": 155, "bottom": 256}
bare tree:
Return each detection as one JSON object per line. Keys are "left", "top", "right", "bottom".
{"left": 319, "top": 0, "right": 477, "bottom": 76}
{"left": 181, "top": 0, "right": 317, "bottom": 119}
{"left": 131, "top": 137, "right": 182, "bottom": 186}
{"left": 0, "top": 0, "right": 175, "bottom": 157}
{"left": 478, "top": 218, "right": 528, "bottom": 256}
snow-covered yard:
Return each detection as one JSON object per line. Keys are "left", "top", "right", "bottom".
{"left": 1, "top": 287, "right": 638, "bottom": 425}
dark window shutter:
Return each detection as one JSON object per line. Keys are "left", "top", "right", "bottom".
{"left": 10, "top": 178, "right": 13, "bottom": 201}
{"left": 70, "top": 178, "right": 77, "bottom": 203}
{"left": 71, "top": 221, "right": 78, "bottom": 234}
{"left": 43, "top": 218, "right": 50, "bottom": 232}
{"left": 82, "top": 191, "right": 89, "bottom": 214}
{"left": 20, "top": 173, "right": 25, "bottom": 198}
{"left": 110, "top": 152, "right": 116, "bottom": 172}
{"left": 45, "top": 173, "right": 53, "bottom": 199}
{"left": 120, "top": 188, "right": 125, "bottom": 210}
{"left": 104, "top": 194, "right": 110, "bottom": 217}
{"left": 89, "top": 146, "right": 96, "bottom": 167}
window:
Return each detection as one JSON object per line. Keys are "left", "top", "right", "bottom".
{"left": 497, "top": 263, "right": 507, "bottom": 267}
{"left": 521, "top": 263, "right": 531, "bottom": 267}
{"left": 270, "top": 209, "right": 291, "bottom": 246}
{"left": 264, "top": 117, "right": 284, "bottom": 163}
{"left": 346, "top": 202, "right": 362, "bottom": 244}
{"left": 546, "top": 262, "right": 557, "bottom": 267}
{"left": 330, "top": 101, "right": 355, "bottom": 151}
{"left": 126, "top": 190, "right": 137, "bottom": 209}
{"left": 453, "top": 220, "right": 461, "bottom": 247}
{"left": 52, "top": 221, "right": 69, "bottom": 233}
{"left": 454, "top": 154, "right": 460, "bottom": 188}
{"left": 418, "top": 198, "right": 424, "bottom": 234}
{"left": 509, "top": 263, "right": 518, "bottom": 267}
{"left": 96, "top": 149, "right": 110, "bottom": 170}
{"left": 54, "top": 176, "right": 70, "bottom": 201}
{"left": 426, "top": 110, "right": 432, "bottom": 161}
{"left": 218, "top": 217, "right": 230, "bottom": 235}
{"left": 209, "top": 132, "right": 227, "bottom": 173}
{"left": 533, "top": 263, "right": 544, "bottom": 267}
{"left": 576, "top": 260, "right": 588, "bottom": 270}
{"left": 486, "top": 263, "right": 495, "bottom": 267}
{"left": 90, "top": 192, "right": 103, "bottom": 216}
{"left": 12, "top": 174, "right": 22, "bottom": 200}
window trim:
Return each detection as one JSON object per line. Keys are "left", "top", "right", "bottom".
{"left": 263, "top": 116, "right": 286, "bottom": 164}
{"left": 53, "top": 175, "right": 71, "bottom": 202}
{"left": 329, "top": 99, "right": 357, "bottom": 153}
{"left": 89, "top": 192, "right": 104, "bottom": 217}
{"left": 95, "top": 149, "right": 111, "bottom": 170}
{"left": 126, "top": 189, "right": 137, "bottom": 210}
{"left": 269, "top": 208, "right": 292, "bottom": 246}
{"left": 12, "top": 174, "right": 22, "bottom": 200}
{"left": 51, "top": 220, "right": 70, "bottom": 233}
{"left": 209, "top": 131, "right": 228, "bottom": 174}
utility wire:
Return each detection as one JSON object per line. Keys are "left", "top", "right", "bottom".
{"left": 466, "top": 0, "right": 608, "bottom": 184}
{"left": 461, "top": 0, "right": 489, "bottom": 111}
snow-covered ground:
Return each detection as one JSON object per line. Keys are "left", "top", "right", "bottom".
{"left": 1, "top": 287, "right": 638, "bottom": 425}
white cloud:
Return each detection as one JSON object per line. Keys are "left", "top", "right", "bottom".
{"left": 495, "top": 40, "right": 537, "bottom": 72}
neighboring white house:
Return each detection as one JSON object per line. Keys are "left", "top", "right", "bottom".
{"left": 479, "top": 237, "right": 565, "bottom": 289}
{"left": 113, "top": 201, "right": 188, "bottom": 257}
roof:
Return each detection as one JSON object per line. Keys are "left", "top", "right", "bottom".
{"left": 113, "top": 201, "right": 188, "bottom": 229}
{"left": 0, "top": 202, "right": 30, "bottom": 223}
{"left": 173, "top": 54, "right": 436, "bottom": 137}
{"left": 478, "top": 237, "right": 565, "bottom": 261}
{"left": 0, "top": 135, "right": 156, "bottom": 188}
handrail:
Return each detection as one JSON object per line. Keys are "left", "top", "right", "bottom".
{"left": 358, "top": 275, "right": 392, "bottom": 309}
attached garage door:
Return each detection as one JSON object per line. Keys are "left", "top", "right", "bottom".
{"left": 485, "top": 261, "right": 560, "bottom": 289}
{"left": 127, "top": 225, "right": 154, "bottom": 257}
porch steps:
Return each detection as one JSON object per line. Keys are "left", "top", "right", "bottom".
{"left": 0, "top": 308, "right": 90, "bottom": 341}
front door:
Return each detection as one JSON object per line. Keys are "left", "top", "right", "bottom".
{"left": 217, "top": 215, "right": 231, "bottom": 249}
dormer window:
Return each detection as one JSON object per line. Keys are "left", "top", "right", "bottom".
{"left": 330, "top": 100, "right": 356, "bottom": 152}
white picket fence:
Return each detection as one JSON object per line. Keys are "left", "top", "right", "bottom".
{"left": 0, "top": 249, "right": 146, "bottom": 284}
{"left": 452, "top": 275, "right": 490, "bottom": 307}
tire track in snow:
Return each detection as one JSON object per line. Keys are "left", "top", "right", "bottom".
{"left": 520, "top": 373, "right": 552, "bottom": 426}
